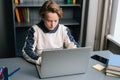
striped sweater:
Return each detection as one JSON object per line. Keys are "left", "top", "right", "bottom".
{"left": 22, "top": 21, "right": 80, "bottom": 65}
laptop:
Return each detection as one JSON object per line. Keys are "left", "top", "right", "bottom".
{"left": 36, "top": 47, "right": 91, "bottom": 79}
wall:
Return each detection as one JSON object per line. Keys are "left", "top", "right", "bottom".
{"left": 0, "top": 0, "right": 15, "bottom": 58}
{"left": 85, "top": 0, "right": 98, "bottom": 49}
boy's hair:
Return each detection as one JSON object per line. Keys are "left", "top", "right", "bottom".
{"left": 39, "top": 0, "right": 63, "bottom": 19}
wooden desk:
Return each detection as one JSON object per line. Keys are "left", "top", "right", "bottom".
{"left": 0, "top": 50, "right": 119, "bottom": 80}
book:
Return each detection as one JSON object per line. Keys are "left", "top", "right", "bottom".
{"left": 27, "top": 8, "right": 30, "bottom": 23}
{"left": 14, "top": 0, "right": 19, "bottom": 4}
{"left": 21, "top": 8, "right": 26, "bottom": 23}
{"left": 19, "top": 8, "right": 24, "bottom": 23}
{"left": 107, "top": 53, "right": 120, "bottom": 69}
{"left": 106, "top": 73, "right": 120, "bottom": 77}
{"left": 15, "top": 8, "right": 21, "bottom": 23}
{"left": 24, "top": 8, "right": 30, "bottom": 23}
{"left": 106, "top": 69, "right": 120, "bottom": 76}
{"left": 67, "top": 0, "right": 72, "bottom": 4}
{"left": 107, "top": 65, "right": 120, "bottom": 71}
{"left": 105, "top": 53, "right": 120, "bottom": 77}
{"left": 19, "top": 0, "right": 24, "bottom": 3}
{"left": 72, "top": 0, "right": 76, "bottom": 4}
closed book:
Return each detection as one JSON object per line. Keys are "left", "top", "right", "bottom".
{"left": 14, "top": 0, "right": 19, "bottom": 4}
{"left": 19, "top": 8, "right": 24, "bottom": 23}
{"left": 21, "top": 8, "right": 26, "bottom": 23}
{"left": 107, "top": 53, "right": 120, "bottom": 68}
{"left": 27, "top": 8, "right": 30, "bottom": 23}
{"left": 67, "top": 0, "right": 72, "bottom": 4}
{"left": 19, "top": 0, "right": 24, "bottom": 3}
{"left": 19, "top": 8, "right": 26, "bottom": 23}
{"left": 106, "top": 65, "right": 120, "bottom": 71}
{"left": 72, "top": 0, "right": 76, "bottom": 4}
{"left": 15, "top": 8, "right": 21, "bottom": 23}
{"left": 24, "top": 8, "right": 30, "bottom": 23}
{"left": 106, "top": 69, "right": 120, "bottom": 76}
{"left": 106, "top": 73, "right": 120, "bottom": 77}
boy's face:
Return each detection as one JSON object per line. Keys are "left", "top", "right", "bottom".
{"left": 44, "top": 12, "right": 59, "bottom": 30}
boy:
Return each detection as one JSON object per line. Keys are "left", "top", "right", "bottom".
{"left": 22, "top": 0, "right": 80, "bottom": 65}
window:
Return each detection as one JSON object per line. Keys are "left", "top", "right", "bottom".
{"left": 107, "top": 0, "right": 120, "bottom": 47}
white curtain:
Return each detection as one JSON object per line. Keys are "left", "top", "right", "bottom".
{"left": 93, "top": 0, "right": 113, "bottom": 50}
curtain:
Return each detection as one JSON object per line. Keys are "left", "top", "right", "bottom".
{"left": 93, "top": 0, "right": 113, "bottom": 50}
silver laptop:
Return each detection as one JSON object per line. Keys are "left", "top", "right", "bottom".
{"left": 36, "top": 47, "right": 91, "bottom": 79}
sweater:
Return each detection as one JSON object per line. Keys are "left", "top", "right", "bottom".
{"left": 22, "top": 21, "right": 80, "bottom": 65}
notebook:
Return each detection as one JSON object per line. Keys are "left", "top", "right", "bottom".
{"left": 36, "top": 47, "right": 91, "bottom": 79}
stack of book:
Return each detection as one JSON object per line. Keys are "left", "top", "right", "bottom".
{"left": 15, "top": 8, "right": 30, "bottom": 23}
{"left": 67, "top": 0, "right": 76, "bottom": 4}
{"left": 105, "top": 53, "right": 120, "bottom": 77}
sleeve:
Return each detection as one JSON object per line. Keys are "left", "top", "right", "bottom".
{"left": 64, "top": 27, "right": 80, "bottom": 48}
{"left": 22, "top": 27, "right": 39, "bottom": 60}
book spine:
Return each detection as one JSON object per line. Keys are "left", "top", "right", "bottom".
{"left": 67, "top": 0, "right": 72, "bottom": 4}
{"left": 14, "top": 0, "right": 19, "bottom": 4}
{"left": 19, "top": 0, "right": 24, "bottom": 3}
{"left": 106, "top": 69, "right": 120, "bottom": 76}
{"left": 106, "top": 73, "right": 120, "bottom": 77}
{"left": 107, "top": 65, "right": 120, "bottom": 71}
{"left": 24, "top": 8, "right": 30, "bottom": 23}
{"left": 19, "top": 8, "right": 24, "bottom": 23}
{"left": 72, "top": 0, "right": 76, "bottom": 4}
{"left": 27, "top": 8, "right": 30, "bottom": 23}
{"left": 21, "top": 8, "right": 26, "bottom": 23}
{"left": 15, "top": 8, "right": 21, "bottom": 23}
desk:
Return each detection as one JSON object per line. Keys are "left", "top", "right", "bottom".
{"left": 0, "top": 51, "right": 119, "bottom": 80}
